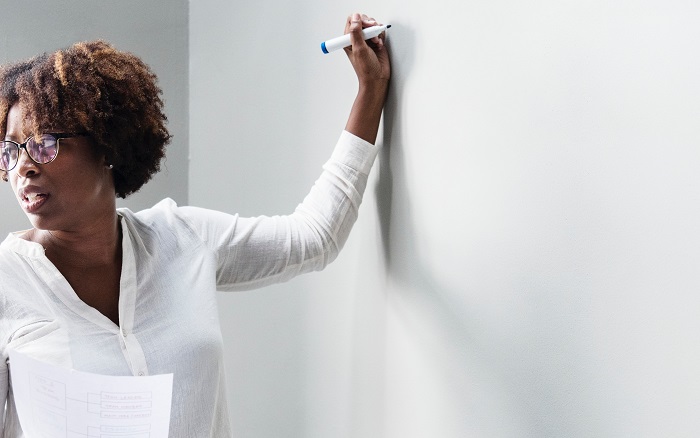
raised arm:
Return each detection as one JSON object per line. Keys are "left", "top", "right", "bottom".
{"left": 343, "top": 13, "right": 391, "bottom": 144}
{"left": 174, "top": 14, "right": 390, "bottom": 290}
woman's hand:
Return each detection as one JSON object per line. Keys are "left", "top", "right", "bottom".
{"left": 343, "top": 13, "right": 391, "bottom": 144}
{"left": 343, "top": 13, "right": 391, "bottom": 91}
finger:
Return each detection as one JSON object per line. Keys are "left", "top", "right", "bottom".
{"left": 362, "top": 15, "right": 379, "bottom": 29}
{"left": 373, "top": 33, "right": 384, "bottom": 48}
{"left": 358, "top": 14, "right": 382, "bottom": 45}
{"left": 344, "top": 15, "right": 353, "bottom": 35}
{"left": 345, "top": 13, "right": 365, "bottom": 54}
{"left": 370, "top": 26, "right": 383, "bottom": 45}
{"left": 344, "top": 13, "right": 361, "bottom": 54}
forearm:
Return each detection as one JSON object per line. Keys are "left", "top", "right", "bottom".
{"left": 345, "top": 82, "right": 389, "bottom": 145}
{"left": 188, "top": 131, "right": 378, "bottom": 291}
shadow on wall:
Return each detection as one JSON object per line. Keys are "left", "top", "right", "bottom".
{"left": 378, "top": 24, "right": 482, "bottom": 359}
{"left": 374, "top": 23, "right": 493, "bottom": 430}
{"left": 372, "top": 24, "right": 585, "bottom": 435}
{"left": 375, "top": 23, "right": 595, "bottom": 436}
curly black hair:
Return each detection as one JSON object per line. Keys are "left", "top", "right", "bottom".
{"left": 0, "top": 40, "right": 171, "bottom": 198}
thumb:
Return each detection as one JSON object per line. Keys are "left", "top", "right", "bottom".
{"left": 347, "top": 14, "right": 366, "bottom": 51}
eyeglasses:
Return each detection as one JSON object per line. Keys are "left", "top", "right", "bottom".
{"left": 0, "top": 133, "right": 85, "bottom": 172}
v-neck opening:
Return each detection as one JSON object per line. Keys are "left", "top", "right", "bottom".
{"left": 28, "top": 214, "right": 137, "bottom": 334}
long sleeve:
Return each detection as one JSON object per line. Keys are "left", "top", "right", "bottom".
{"left": 178, "top": 130, "right": 379, "bottom": 291}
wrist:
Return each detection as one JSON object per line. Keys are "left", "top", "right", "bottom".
{"left": 358, "top": 78, "right": 389, "bottom": 97}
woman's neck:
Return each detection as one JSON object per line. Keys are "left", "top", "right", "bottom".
{"left": 29, "top": 212, "right": 122, "bottom": 268}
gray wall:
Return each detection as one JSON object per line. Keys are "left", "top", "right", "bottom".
{"left": 191, "top": 1, "right": 700, "bottom": 437}
{"left": 0, "top": 0, "right": 189, "bottom": 237}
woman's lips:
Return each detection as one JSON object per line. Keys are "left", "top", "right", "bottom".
{"left": 22, "top": 192, "right": 49, "bottom": 213}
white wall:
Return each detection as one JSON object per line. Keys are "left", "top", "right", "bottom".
{"left": 191, "top": 1, "right": 700, "bottom": 437}
{"left": 4, "top": 1, "right": 699, "bottom": 437}
{"left": 0, "top": 0, "right": 189, "bottom": 237}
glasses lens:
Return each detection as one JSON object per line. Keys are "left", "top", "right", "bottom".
{"left": 0, "top": 142, "right": 19, "bottom": 171}
{"left": 27, "top": 134, "right": 58, "bottom": 164}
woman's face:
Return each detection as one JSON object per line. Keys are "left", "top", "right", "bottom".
{"left": 5, "top": 103, "right": 116, "bottom": 233}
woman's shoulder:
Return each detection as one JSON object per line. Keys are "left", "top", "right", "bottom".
{"left": 0, "top": 232, "right": 44, "bottom": 262}
{"left": 122, "top": 197, "right": 233, "bottom": 229}
{"left": 0, "top": 236, "right": 53, "bottom": 326}
{"left": 119, "top": 198, "right": 191, "bottom": 230}
{"left": 118, "top": 198, "right": 219, "bottom": 249}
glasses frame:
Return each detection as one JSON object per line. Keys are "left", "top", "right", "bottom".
{"left": 0, "top": 133, "right": 85, "bottom": 172}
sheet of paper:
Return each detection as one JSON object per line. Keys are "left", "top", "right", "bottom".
{"left": 8, "top": 349, "right": 173, "bottom": 438}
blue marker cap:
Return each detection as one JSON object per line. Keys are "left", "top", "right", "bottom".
{"left": 321, "top": 41, "right": 329, "bottom": 54}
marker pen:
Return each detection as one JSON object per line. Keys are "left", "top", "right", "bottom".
{"left": 321, "top": 25, "right": 391, "bottom": 54}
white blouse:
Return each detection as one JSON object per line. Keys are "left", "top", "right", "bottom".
{"left": 0, "top": 130, "right": 378, "bottom": 437}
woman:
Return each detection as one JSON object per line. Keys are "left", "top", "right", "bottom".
{"left": 0, "top": 13, "right": 390, "bottom": 436}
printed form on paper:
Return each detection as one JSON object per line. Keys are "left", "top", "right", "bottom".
{"left": 8, "top": 349, "right": 173, "bottom": 438}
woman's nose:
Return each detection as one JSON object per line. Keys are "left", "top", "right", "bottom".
{"left": 14, "top": 147, "right": 40, "bottom": 178}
